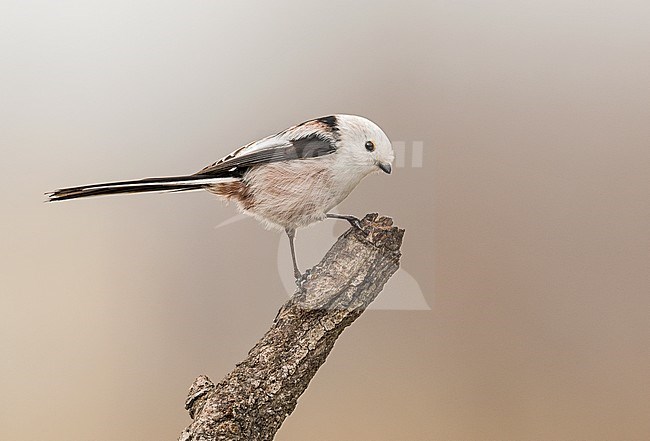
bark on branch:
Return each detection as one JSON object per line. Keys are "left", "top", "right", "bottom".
{"left": 179, "top": 213, "right": 404, "bottom": 441}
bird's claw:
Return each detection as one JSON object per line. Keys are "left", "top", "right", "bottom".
{"left": 294, "top": 268, "right": 312, "bottom": 286}
{"left": 349, "top": 217, "right": 363, "bottom": 230}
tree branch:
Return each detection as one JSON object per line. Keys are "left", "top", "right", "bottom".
{"left": 178, "top": 213, "right": 404, "bottom": 441}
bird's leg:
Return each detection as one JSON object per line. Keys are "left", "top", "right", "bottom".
{"left": 326, "top": 213, "right": 363, "bottom": 230}
{"left": 285, "top": 228, "right": 302, "bottom": 281}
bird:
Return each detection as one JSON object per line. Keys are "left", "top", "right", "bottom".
{"left": 47, "top": 114, "right": 394, "bottom": 280}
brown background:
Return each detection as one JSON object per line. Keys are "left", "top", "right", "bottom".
{"left": 1, "top": 1, "right": 649, "bottom": 440}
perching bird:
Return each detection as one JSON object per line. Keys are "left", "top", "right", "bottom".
{"left": 47, "top": 114, "right": 394, "bottom": 279}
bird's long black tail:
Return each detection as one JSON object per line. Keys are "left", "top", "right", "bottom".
{"left": 46, "top": 174, "right": 234, "bottom": 202}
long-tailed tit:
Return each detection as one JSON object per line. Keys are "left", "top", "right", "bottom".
{"left": 47, "top": 114, "right": 394, "bottom": 280}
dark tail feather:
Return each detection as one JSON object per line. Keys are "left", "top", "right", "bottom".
{"left": 46, "top": 175, "right": 233, "bottom": 202}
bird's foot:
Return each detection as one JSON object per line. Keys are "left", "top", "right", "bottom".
{"left": 348, "top": 216, "right": 363, "bottom": 230}
{"left": 326, "top": 213, "right": 364, "bottom": 230}
{"left": 294, "top": 268, "right": 312, "bottom": 286}
{"left": 293, "top": 268, "right": 302, "bottom": 285}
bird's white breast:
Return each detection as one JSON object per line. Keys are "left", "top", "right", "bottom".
{"left": 239, "top": 156, "right": 345, "bottom": 230}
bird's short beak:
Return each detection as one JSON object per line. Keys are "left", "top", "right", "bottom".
{"left": 378, "top": 162, "right": 392, "bottom": 174}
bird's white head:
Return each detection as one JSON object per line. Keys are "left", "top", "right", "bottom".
{"left": 334, "top": 114, "right": 394, "bottom": 177}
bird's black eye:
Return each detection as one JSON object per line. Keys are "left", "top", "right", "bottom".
{"left": 365, "top": 141, "right": 375, "bottom": 152}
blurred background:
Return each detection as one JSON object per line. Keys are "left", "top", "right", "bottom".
{"left": 1, "top": 1, "right": 649, "bottom": 440}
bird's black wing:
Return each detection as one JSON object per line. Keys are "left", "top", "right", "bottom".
{"left": 195, "top": 134, "right": 337, "bottom": 177}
